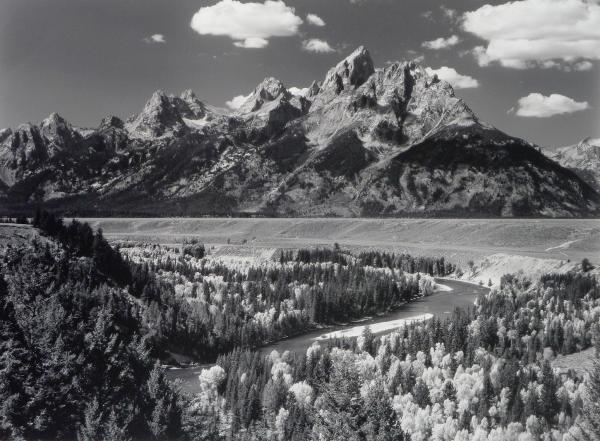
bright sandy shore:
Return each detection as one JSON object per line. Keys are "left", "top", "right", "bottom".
{"left": 313, "top": 313, "right": 434, "bottom": 341}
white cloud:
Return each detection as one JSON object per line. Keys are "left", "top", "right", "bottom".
{"left": 574, "top": 61, "right": 594, "bottom": 71}
{"left": 190, "top": 0, "right": 303, "bottom": 49}
{"left": 226, "top": 93, "right": 251, "bottom": 110}
{"left": 302, "top": 38, "right": 335, "bottom": 53}
{"left": 463, "top": 0, "right": 600, "bottom": 69}
{"left": 143, "top": 34, "right": 166, "bottom": 44}
{"left": 289, "top": 87, "right": 309, "bottom": 97}
{"left": 234, "top": 37, "right": 268, "bottom": 49}
{"left": 515, "top": 93, "right": 589, "bottom": 117}
{"left": 306, "top": 13, "right": 325, "bottom": 27}
{"left": 425, "top": 66, "right": 479, "bottom": 89}
{"left": 422, "top": 35, "right": 460, "bottom": 50}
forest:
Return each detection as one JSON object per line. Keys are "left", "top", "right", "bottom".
{"left": 0, "top": 212, "right": 598, "bottom": 440}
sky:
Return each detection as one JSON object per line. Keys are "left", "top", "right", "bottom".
{"left": 0, "top": 0, "right": 598, "bottom": 147}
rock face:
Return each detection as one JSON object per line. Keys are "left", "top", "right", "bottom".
{"left": 549, "top": 138, "right": 600, "bottom": 193}
{"left": 0, "top": 47, "right": 598, "bottom": 217}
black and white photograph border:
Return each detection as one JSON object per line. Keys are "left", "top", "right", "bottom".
{"left": 0, "top": 1, "right": 599, "bottom": 440}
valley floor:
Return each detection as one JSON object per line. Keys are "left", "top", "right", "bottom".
{"left": 78, "top": 217, "right": 600, "bottom": 261}
{"left": 78, "top": 217, "right": 600, "bottom": 285}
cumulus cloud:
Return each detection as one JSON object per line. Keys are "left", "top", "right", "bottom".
{"left": 143, "top": 34, "right": 166, "bottom": 44}
{"left": 226, "top": 93, "right": 251, "bottom": 110}
{"left": 234, "top": 38, "right": 268, "bottom": 49}
{"left": 190, "top": 0, "right": 302, "bottom": 49}
{"left": 302, "top": 38, "right": 335, "bottom": 53}
{"left": 574, "top": 61, "right": 594, "bottom": 71}
{"left": 306, "top": 13, "right": 325, "bottom": 27}
{"left": 463, "top": 0, "right": 600, "bottom": 69}
{"left": 422, "top": 35, "right": 460, "bottom": 50}
{"left": 425, "top": 66, "right": 479, "bottom": 89}
{"left": 288, "top": 87, "right": 309, "bottom": 97}
{"left": 515, "top": 93, "right": 589, "bottom": 117}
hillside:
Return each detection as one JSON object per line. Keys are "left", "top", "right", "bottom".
{"left": 548, "top": 137, "right": 600, "bottom": 193}
{"left": 1, "top": 47, "right": 598, "bottom": 217}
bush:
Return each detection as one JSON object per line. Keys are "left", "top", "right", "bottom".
{"left": 582, "top": 258, "right": 595, "bottom": 273}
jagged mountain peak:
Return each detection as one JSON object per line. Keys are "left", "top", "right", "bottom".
{"left": 549, "top": 137, "right": 600, "bottom": 192}
{"left": 579, "top": 137, "right": 600, "bottom": 148}
{"left": 303, "top": 47, "right": 481, "bottom": 149}
{"left": 38, "top": 112, "right": 82, "bottom": 151}
{"left": 321, "top": 46, "right": 375, "bottom": 94}
{"left": 0, "top": 128, "right": 11, "bottom": 143}
{"left": 180, "top": 88, "right": 197, "bottom": 100}
{"left": 255, "top": 77, "right": 287, "bottom": 98}
{"left": 126, "top": 89, "right": 187, "bottom": 138}
{"left": 41, "top": 112, "right": 68, "bottom": 127}
{"left": 178, "top": 89, "right": 206, "bottom": 118}
{"left": 99, "top": 115, "right": 125, "bottom": 130}
{"left": 237, "top": 77, "right": 290, "bottom": 114}
{"left": 306, "top": 80, "right": 321, "bottom": 98}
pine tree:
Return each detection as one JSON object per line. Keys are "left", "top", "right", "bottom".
{"left": 78, "top": 398, "right": 103, "bottom": 441}
{"left": 361, "top": 325, "right": 375, "bottom": 355}
{"left": 412, "top": 380, "right": 431, "bottom": 408}
{"left": 103, "top": 410, "right": 130, "bottom": 441}
{"left": 582, "top": 358, "right": 600, "bottom": 439}
{"left": 539, "top": 360, "right": 559, "bottom": 424}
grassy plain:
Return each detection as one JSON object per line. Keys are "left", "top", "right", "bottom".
{"left": 78, "top": 217, "right": 600, "bottom": 267}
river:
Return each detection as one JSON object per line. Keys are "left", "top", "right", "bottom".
{"left": 165, "top": 278, "right": 488, "bottom": 394}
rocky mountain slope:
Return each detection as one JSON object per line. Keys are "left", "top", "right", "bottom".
{"left": 1, "top": 47, "right": 598, "bottom": 217}
{"left": 548, "top": 138, "right": 600, "bottom": 193}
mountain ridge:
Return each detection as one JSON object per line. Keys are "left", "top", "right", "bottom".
{"left": 1, "top": 47, "right": 598, "bottom": 217}
{"left": 547, "top": 138, "right": 600, "bottom": 194}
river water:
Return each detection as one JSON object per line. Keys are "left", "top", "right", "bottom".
{"left": 165, "top": 278, "right": 488, "bottom": 394}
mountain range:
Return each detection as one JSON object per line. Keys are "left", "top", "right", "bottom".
{"left": 1, "top": 46, "right": 598, "bottom": 217}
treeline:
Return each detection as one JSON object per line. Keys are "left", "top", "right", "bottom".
{"left": 279, "top": 248, "right": 455, "bottom": 277}
{"left": 356, "top": 250, "right": 454, "bottom": 276}
{"left": 280, "top": 247, "right": 349, "bottom": 265}
{"left": 0, "top": 216, "right": 28, "bottom": 224}
{"left": 32, "top": 209, "right": 132, "bottom": 286}
{"left": 200, "top": 272, "right": 600, "bottom": 440}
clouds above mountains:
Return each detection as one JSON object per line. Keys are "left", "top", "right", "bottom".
{"left": 306, "top": 13, "right": 325, "bottom": 27}
{"left": 422, "top": 35, "right": 460, "bottom": 50}
{"left": 190, "top": 0, "right": 303, "bottom": 49}
{"left": 226, "top": 93, "right": 251, "bottom": 110}
{"left": 302, "top": 39, "right": 334, "bottom": 53}
{"left": 463, "top": 0, "right": 600, "bottom": 69}
{"left": 515, "top": 93, "right": 589, "bottom": 117}
{"left": 425, "top": 66, "right": 479, "bottom": 89}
